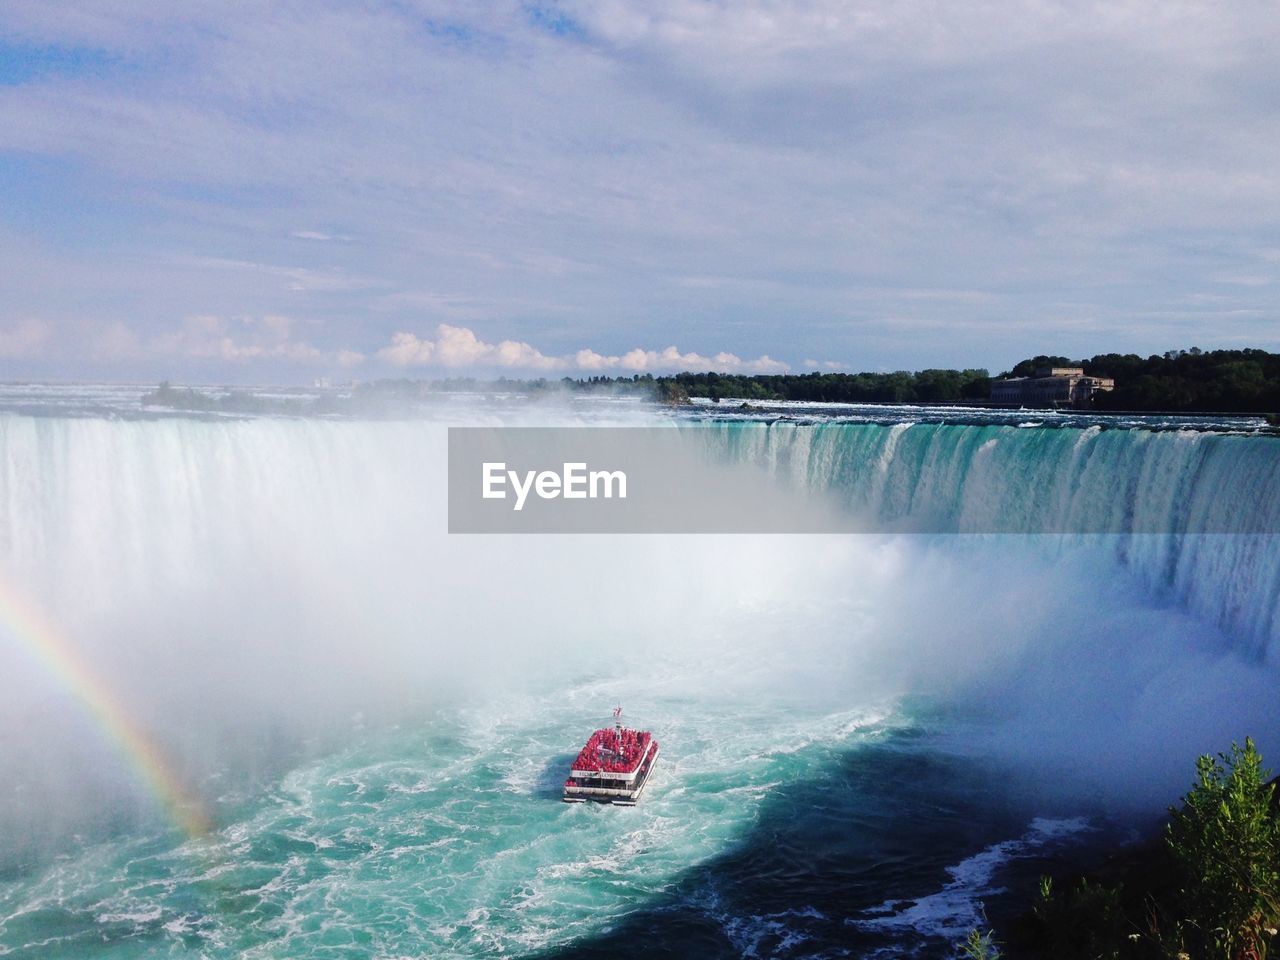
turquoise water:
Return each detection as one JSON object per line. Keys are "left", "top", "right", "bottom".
{"left": 0, "top": 693, "right": 921, "bottom": 957}
{"left": 1, "top": 692, "right": 1101, "bottom": 959}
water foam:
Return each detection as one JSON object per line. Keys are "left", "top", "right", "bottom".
{"left": 856, "top": 817, "right": 1093, "bottom": 944}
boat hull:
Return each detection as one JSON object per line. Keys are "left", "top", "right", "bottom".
{"left": 563, "top": 744, "right": 659, "bottom": 804}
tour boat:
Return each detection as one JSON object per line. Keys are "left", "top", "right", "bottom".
{"left": 563, "top": 714, "right": 659, "bottom": 805}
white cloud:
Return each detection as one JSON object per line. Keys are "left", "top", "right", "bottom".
{"left": 378, "top": 331, "right": 435, "bottom": 366}
{"left": 0, "top": 319, "right": 50, "bottom": 358}
{"left": 574, "top": 344, "right": 788, "bottom": 373}
{"left": 153, "top": 314, "right": 352, "bottom": 366}
{"left": 436, "top": 323, "right": 558, "bottom": 369}
{"left": 376, "top": 324, "right": 560, "bottom": 370}
{"left": 378, "top": 324, "right": 790, "bottom": 373}
{"left": 0, "top": 312, "right": 368, "bottom": 374}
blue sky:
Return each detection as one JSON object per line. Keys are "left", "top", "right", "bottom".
{"left": 1, "top": 1, "right": 1278, "bottom": 382}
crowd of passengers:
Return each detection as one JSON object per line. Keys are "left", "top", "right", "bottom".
{"left": 566, "top": 727, "right": 655, "bottom": 778}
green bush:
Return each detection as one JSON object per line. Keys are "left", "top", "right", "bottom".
{"left": 1032, "top": 875, "right": 1127, "bottom": 959}
{"left": 1165, "top": 738, "right": 1280, "bottom": 959}
{"left": 960, "top": 928, "right": 1002, "bottom": 959}
{"left": 968, "top": 739, "right": 1279, "bottom": 960}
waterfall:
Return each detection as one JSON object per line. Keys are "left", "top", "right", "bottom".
{"left": 696, "top": 420, "right": 1280, "bottom": 659}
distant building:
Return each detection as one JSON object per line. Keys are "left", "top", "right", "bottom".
{"left": 990, "top": 366, "right": 1115, "bottom": 408}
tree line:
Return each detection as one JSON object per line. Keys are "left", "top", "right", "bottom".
{"left": 582, "top": 347, "right": 1280, "bottom": 412}
{"left": 143, "top": 347, "right": 1280, "bottom": 415}
{"left": 1014, "top": 348, "right": 1280, "bottom": 413}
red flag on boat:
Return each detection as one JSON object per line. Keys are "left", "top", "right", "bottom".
{"left": 613, "top": 706, "right": 622, "bottom": 718}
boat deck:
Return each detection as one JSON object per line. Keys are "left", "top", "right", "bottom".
{"left": 563, "top": 725, "right": 659, "bottom": 805}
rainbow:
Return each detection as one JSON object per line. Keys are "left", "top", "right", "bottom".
{"left": 0, "top": 578, "right": 212, "bottom": 839}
